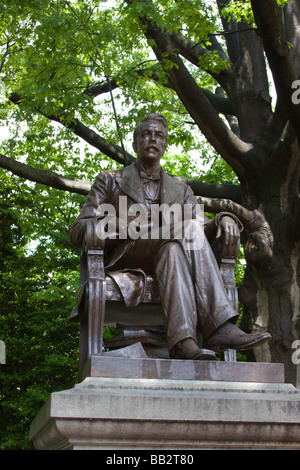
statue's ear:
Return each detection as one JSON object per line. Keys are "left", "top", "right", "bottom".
{"left": 132, "top": 140, "right": 137, "bottom": 154}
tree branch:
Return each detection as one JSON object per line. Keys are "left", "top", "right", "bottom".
{"left": 170, "top": 31, "right": 229, "bottom": 69}
{"left": 82, "top": 77, "right": 118, "bottom": 98}
{"left": 266, "top": 121, "right": 300, "bottom": 220}
{"left": 9, "top": 92, "right": 136, "bottom": 166}
{"left": 138, "top": 16, "right": 253, "bottom": 177}
{"left": 175, "top": 176, "right": 242, "bottom": 202}
{"left": 57, "top": 116, "right": 135, "bottom": 165}
{"left": 286, "top": 197, "right": 300, "bottom": 243}
{"left": 284, "top": 0, "right": 300, "bottom": 76}
{"left": 86, "top": 65, "right": 236, "bottom": 116}
{"left": 216, "top": 0, "right": 240, "bottom": 64}
{"left": 0, "top": 152, "right": 242, "bottom": 203}
{"left": 251, "top": 0, "right": 300, "bottom": 142}
{"left": 170, "top": 32, "right": 233, "bottom": 94}
{"left": 0, "top": 153, "right": 91, "bottom": 195}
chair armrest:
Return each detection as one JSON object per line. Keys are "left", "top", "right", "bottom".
{"left": 84, "top": 218, "right": 105, "bottom": 251}
{"left": 85, "top": 219, "right": 105, "bottom": 280}
{"left": 83, "top": 219, "right": 107, "bottom": 356}
{"left": 80, "top": 219, "right": 105, "bottom": 285}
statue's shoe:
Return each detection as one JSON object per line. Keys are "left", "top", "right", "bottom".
{"left": 206, "top": 322, "right": 271, "bottom": 352}
{"left": 171, "top": 338, "right": 216, "bottom": 360}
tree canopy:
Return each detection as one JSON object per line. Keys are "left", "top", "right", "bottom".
{"left": 0, "top": 0, "right": 243, "bottom": 192}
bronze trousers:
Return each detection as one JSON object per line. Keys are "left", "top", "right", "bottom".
{"left": 112, "top": 220, "right": 238, "bottom": 351}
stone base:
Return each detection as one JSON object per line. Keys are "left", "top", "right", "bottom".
{"left": 81, "top": 355, "right": 285, "bottom": 383}
{"left": 30, "top": 369, "right": 300, "bottom": 449}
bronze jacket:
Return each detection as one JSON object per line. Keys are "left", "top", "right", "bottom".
{"left": 69, "top": 162, "right": 211, "bottom": 255}
{"left": 69, "top": 162, "right": 241, "bottom": 309}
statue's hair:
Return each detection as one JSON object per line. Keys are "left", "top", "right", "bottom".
{"left": 133, "top": 113, "right": 168, "bottom": 142}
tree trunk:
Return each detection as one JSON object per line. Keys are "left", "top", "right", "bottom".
{"left": 238, "top": 133, "right": 300, "bottom": 385}
{"left": 239, "top": 233, "right": 300, "bottom": 386}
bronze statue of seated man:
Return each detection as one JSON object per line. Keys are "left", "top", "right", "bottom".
{"left": 70, "top": 113, "right": 271, "bottom": 360}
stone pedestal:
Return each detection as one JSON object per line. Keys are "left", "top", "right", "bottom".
{"left": 30, "top": 357, "right": 300, "bottom": 450}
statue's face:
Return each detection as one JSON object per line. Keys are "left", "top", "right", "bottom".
{"left": 133, "top": 120, "right": 167, "bottom": 165}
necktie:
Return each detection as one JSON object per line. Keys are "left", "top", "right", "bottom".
{"left": 140, "top": 171, "right": 161, "bottom": 183}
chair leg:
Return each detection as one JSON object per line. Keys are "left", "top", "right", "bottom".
{"left": 87, "top": 277, "right": 106, "bottom": 356}
{"left": 220, "top": 258, "right": 238, "bottom": 362}
{"left": 79, "top": 317, "right": 88, "bottom": 372}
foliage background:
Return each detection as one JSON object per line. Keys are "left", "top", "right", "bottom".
{"left": 0, "top": 0, "right": 248, "bottom": 449}
{"left": 0, "top": 155, "right": 244, "bottom": 450}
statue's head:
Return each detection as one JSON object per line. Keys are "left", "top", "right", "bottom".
{"left": 132, "top": 113, "right": 168, "bottom": 165}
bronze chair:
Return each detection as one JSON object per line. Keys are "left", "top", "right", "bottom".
{"left": 70, "top": 218, "right": 240, "bottom": 373}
